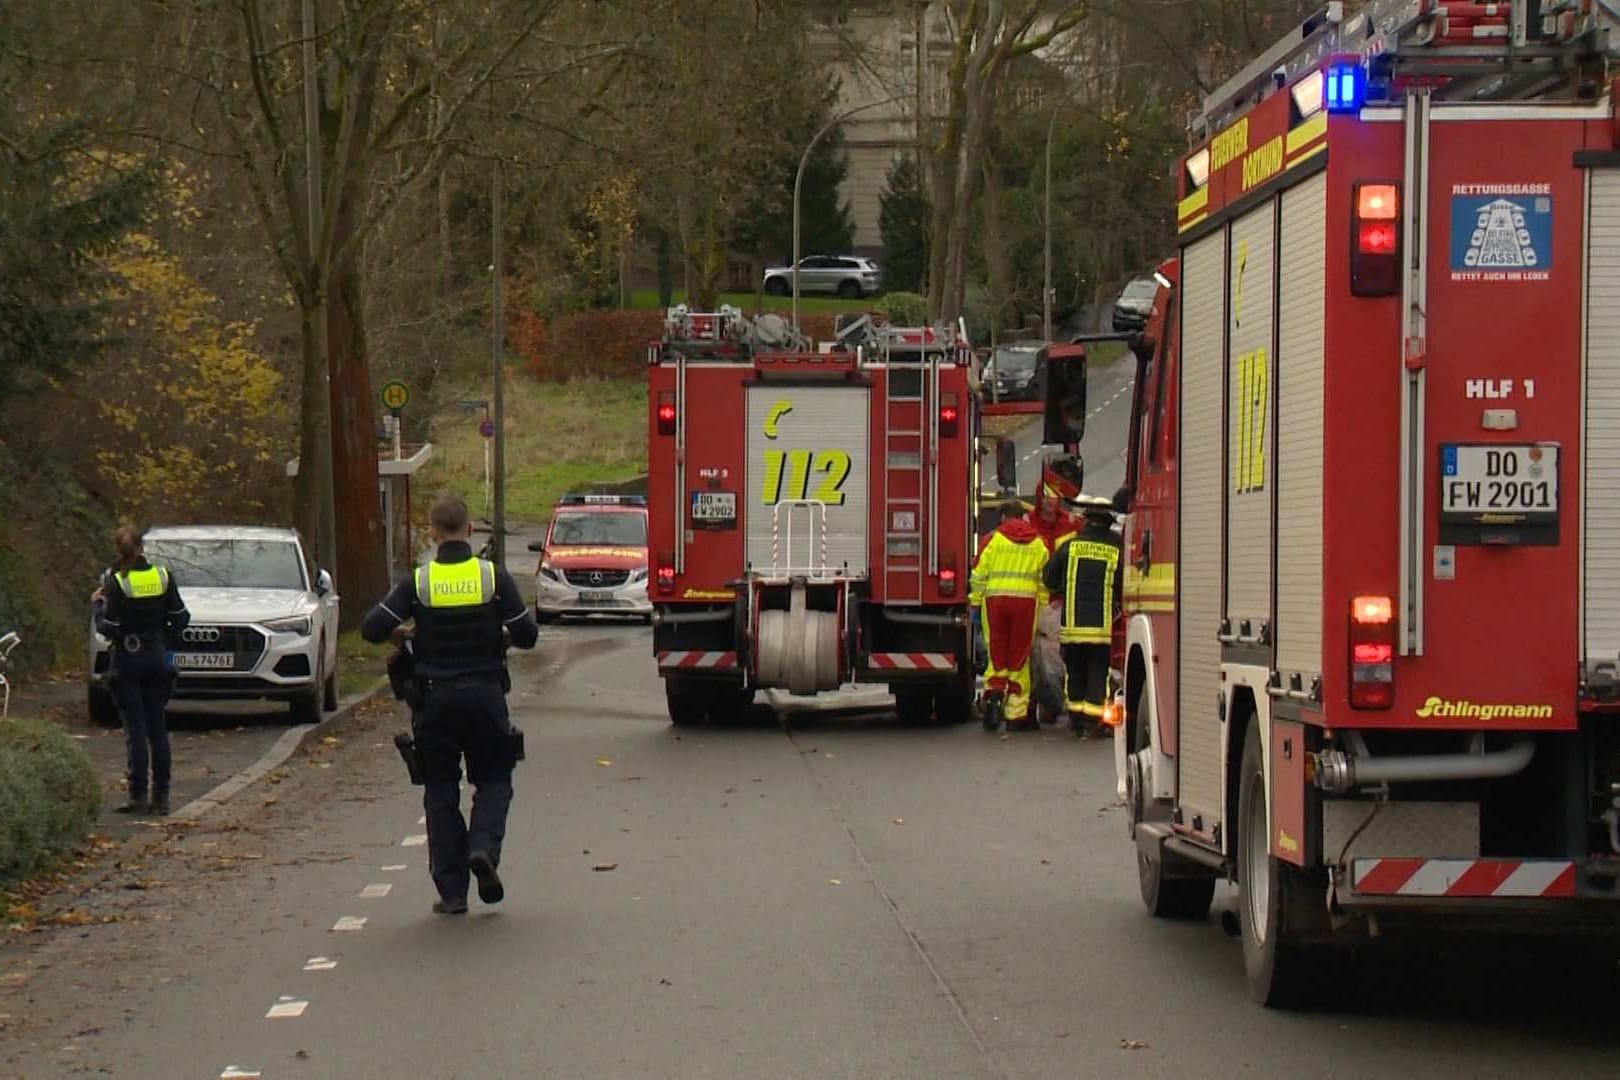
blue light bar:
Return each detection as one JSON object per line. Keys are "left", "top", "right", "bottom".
{"left": 1325, "top": 62, "right": 1365, "bottom": 114}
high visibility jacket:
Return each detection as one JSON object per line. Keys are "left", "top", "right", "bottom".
{"left": 1045, "top": 522, "right": 1122, "bottom": 645}
{"left": 413, "top": 554, "right": 503, "bottom": 676}
{"left": 970, "top": 521, "right": 1049, "bottom": 607}
{"left": 95, "top": 559, "right": 189, "bottom": 666}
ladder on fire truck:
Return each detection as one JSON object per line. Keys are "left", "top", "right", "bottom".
{"left": 1193, "top": 0, "right": 1620, "bottom": 137}
{"left": 867, "top": 324, "right": 967, "bottom": 605}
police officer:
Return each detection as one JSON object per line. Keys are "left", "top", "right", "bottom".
{"left": 92, "top": 525, "right": 190, "bottom": 815}
{"left": 1044, "top": 495, "right": 1122, "bottom": 738}
{"left": 361, "top": 495, "right": 539, "bottom": 915}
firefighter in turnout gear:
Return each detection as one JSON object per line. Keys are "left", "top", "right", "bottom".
{"left": 970, "top": 500, "right": 1050, "bottom": 733}
{"left": 1044, "top": 495, "right": 1122, "bottom": 738}
{"left": 92, "top": 526, "right": 190, "bottom": 816}
{"left": 361, "top": 495, "right": 539, "bottom": 915}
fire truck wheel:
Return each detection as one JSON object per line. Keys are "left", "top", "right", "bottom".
{"left": 934, "top": 688, "right": 975, "bottom": 726}
{"left": 665, "top": 682, "right": 707, "bottom": 727}
{"left": 1238, "top": 717, "right": 1325, "bottom": 1008}
{"left": 894, "top": 690, "right": 933, "bottom": 726}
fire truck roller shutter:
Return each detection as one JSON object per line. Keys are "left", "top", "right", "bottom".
{"left": 1275, "top": 172, "right": 1328, "bottom": 684}
{"left": 1584, "top": 169, "right": 1620, "bottom": 671}
{"left": 1226, "top": 200, "right": 1276, "bottom": 640}
{"left": 1178, "top": 229, "right": 1227, "bottom": 828}
{"left": 745, "top": 385, "right": 871, "bottom": 576}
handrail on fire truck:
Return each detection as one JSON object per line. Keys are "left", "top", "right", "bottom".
{"left": 1193, "top": 0, "right": 1619, "bottom": 138}
{"left": 769, "top": 499, "right": 836, "bottom": 580}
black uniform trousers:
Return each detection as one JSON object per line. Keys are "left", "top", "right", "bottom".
{"left": 1062, "top": 643, "right": 1111, "bottom": 720}
{"left": 111, "top": 650, "right": 174, "bottom": 801}
{"left": 416, "top": 678, "right": 516, "bottom": 904}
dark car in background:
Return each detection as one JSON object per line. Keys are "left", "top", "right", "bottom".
{"left": 1111, "top": 276, "right": 1161, "bottom": 331}
{"left": 984, "top": 341, "right": 1048, "bottom": 402}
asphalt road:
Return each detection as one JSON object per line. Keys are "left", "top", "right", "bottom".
{"left": 1007, "top": 356, "right": 1136, "bottom": 502}
{"left": 7, "top": 623, "right": 1618, "bottom": 1080}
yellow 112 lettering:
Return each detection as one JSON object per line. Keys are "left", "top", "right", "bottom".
{"left": 761, "top": 449, "right": 852, "bottom": 506}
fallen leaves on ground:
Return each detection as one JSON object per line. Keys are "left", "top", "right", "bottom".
{"left": 1119, "top": 1039, "right": 1150, "bottom": 1051}
{"left": 892, "top": 818, "right": 906, "bottom": 825}
{"left": 592, "top": 862, "right": 618, "bottom": 872}
{"left": 828, "top": 878, "right": 843, "bottom": 886}
{"left": 594, "top": 756, "right": 612, "bottom": 767}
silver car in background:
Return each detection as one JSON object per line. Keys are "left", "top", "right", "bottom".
{"left": 87, "top": 526, "right": 340, "bottom": 726}
{"left": 761, "top": 255, "right": 884, "bottom": 299}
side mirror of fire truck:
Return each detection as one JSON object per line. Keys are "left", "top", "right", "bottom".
{"left": 1042, "top": 345, "right": 1088, "bottom": 446}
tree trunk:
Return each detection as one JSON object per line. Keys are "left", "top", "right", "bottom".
{"left": 326, "top": 221, "right": 387, "bottom": 625}
{"left": 293, "top": 296, "right": 322, "bottom": 549}
{"left": 981, "top": 153, "right": 1013, "bottom": 339}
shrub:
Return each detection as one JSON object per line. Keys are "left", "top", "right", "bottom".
{"left": 0, "top": 717, "right": 103, "bottom": 888}
{"left": 878, "top": 292, "right": 928, "bottom": 326}
{"left": 520, "top": 310, "right": 663, "bottom": 381}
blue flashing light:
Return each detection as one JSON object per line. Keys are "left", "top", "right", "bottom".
{"left": 1325, "top": 62, "right": 1365, "bottom": 114}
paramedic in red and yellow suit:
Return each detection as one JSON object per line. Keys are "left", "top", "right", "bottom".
{"left": 1029, "top": 457, "right": 1081, "bottom": 553}
{"left": 970, "top": 501, "right": 1050, "bottom": 733}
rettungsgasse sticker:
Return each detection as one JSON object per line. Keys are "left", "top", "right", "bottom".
{"left": 1449, "top": 182, "right": 1552, "bottom": 282}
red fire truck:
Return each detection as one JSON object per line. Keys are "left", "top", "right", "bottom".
{"left": 1110, "top": 0, "right": 1620, "bottom": 1006}
{"left": 646, "top": 308, "right": 1022, "bottom": 726}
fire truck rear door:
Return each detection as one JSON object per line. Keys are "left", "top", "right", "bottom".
{"left": 745, "top": 385, "right": 871, "bottom": 576}
{"left": 1583, "top": 167, "right": 1620, "bottom": 679}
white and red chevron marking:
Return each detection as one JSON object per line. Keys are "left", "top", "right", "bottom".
{"left": 868, "top": 653, "right": 955, "bottom": 671}
{"left": 656, "top": 651, "right": 739, "bottom": 670}
{"left": 1352, "top": 858, "right": 1577, "bottom": 899}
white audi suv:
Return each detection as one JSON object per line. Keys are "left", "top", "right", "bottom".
{"left": 87, "top": 526, "right": 340, "bottom": 726}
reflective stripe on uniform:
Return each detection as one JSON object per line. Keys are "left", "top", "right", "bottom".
{"left": 970, "top": 533, "right": 1048, "bottom": 600}
{"left": 117, "top": 566, "right": 168, "bottom": 599}
{"left": 417, "top": 559, "right": 496, "bottom": 608}
{"left": 1061, "top": 538, "right": 1119, "bottom": 641}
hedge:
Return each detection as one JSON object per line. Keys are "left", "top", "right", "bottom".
{"left": 0, "top": 717, "right": 103, "bottom": 888}
{"left": 513, "top": 309, "right": 849, "bottom": 382}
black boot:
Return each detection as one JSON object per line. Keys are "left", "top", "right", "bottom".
{"left": 149, "top": 795, "right": 170, "bottom": 816}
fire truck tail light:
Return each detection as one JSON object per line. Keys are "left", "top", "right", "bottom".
{"left": 1357, "top": 222, "right": 1398, "bottom": 255}
{"left": 939, "top": 392, "right": 960, "bottom": 436}
{"left": 1349, "top": 595, "right": 1395, "bottom": 709}
{"left": 1357, "top": 184, "right": 1399, "bottom": 221}
{"left": 1350, "top": 182, "right": 1401, "bottom": 297}
{"left": 655, "top": 563, "right": 676, "bottom": 594}
{"left": 656, "top": 393, "right": 677, "bottom": 436}
{"left": 939, "top": 566, "right": 958, "bottom": 596}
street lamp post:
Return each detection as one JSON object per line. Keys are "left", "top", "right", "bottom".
{"left": 793, "top": 96, "right": 903, "bottom": 330}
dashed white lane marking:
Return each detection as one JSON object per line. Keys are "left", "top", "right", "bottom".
{"left": 402, "top": 834, "right": 427, "bottom": 847}
{"left": 304, "top": 957, "right": 338, "bottom": 972}
{"left": 331, "top": 916, "right": 367, "bottom": 932}
{"left": 265, "top": 997, "right": 308, "bottom": 1019}
{"left": 381, "top": 864, "right": 407, "bottom": 872}
{"left": 359, "top": 883, "right": 393, "bottom": 899}
{"left": 1017, "top": 379, "right": 1135, "bottom": 464}
{"left": 221, "top": 1069, "right": 261, "bottom": 1079}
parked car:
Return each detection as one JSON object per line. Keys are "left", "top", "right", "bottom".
{"left": 762, "top": 256, "right": 883, "bottom": 299}
{"left": 984, "top": 341, "right": 1049, "bottom": 403}
{"left": 1111, "top": 276, "right": 1162, "bottom": 331}
{"left": 530, "top": 494, "right": 652, "bottom": 623}
{"left": 87, "top": 526, "right": 340, "bottom": 727}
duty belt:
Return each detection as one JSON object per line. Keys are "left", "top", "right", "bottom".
{"left": 419, "top": 672, "right": 502, "bottom": 692}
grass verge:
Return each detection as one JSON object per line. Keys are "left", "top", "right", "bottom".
{"left": 629, "top": 288, "right": 871, "bottom": 315}
{"left": 0, "top": 717, "right": 103, "bottom": 892}
{"left": 337, "top": 631, "right": 392, "bottom": 698}
{"left": 427, "top": 376, "right": 646, "bottom": 525}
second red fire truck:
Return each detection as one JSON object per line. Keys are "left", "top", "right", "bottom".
{"left": 1110, "top": 0, "right": 1620, "bottom": 1006}
{"left": 646, "top": 309, "right": 1047, "bottom": 726}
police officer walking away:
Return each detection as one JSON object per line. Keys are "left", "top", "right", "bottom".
{"left": 1044, "top": 496, "right": 1122, "bottom": 738}
{"left": 92, "top": 526, "right": 190, "bottom": 815}
{"left": 361, "top": 495, "right": 539, "bottom": 915}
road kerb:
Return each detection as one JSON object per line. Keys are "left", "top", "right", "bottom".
{"left": 171, "top": 678, "right": 391, "bottom": 821}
